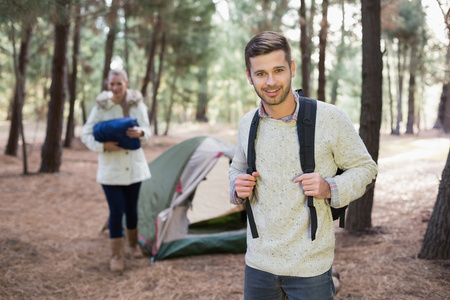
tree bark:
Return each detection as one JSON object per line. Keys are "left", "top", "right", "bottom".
{"left": 442, "top": 84, "right": 450, "bottom": 133}
{"left": 80, "top": 88, "right": 87, "bottom": 124}
{"left": 346, "top": 0, "right": 382, "bottom": 231}
{"left": 418, "top": 150, "right": 450, "bottom": 259}
{"left": 5, "top": 23, "right": 33, "bottom": 157}
{"left": 101, "top": 26, "right": 116, "bottom": 91}
{"left": 442, "top": 26, "right": 450, "bottom": 133}
{"left": 299, "top": 0, "right": 310, "bottom": 97}
{"left": 330, "top": 0, "right": 346, "bottom": 105}
{"left": 434, "top": 85, "right": 450, "bottom": 134}
{"left": 101, "top": 0, "right": 119, "bottom": 91}
{"left": 434, "top": 9, "right": 450, "bottom": 133}
{"left": 123, "top": 3, "right": 131, "bottom": 77}
{"left": 274, "top": 0, "right": 288, "bottom": 31}
{"left": 299, "top": 0, "right": 316, "bottom": 98}
{"left": 164, "top": 73, "right": 178, "bottom": 136}
{"left": 150, "top": 30, "right": 166, "bottom": 135}
{"left": 141, "top": 17, "right": 160, "bottom": 99}
{"left": 196, "top": 64, "right": 209, "bottom": 122}
{"left": 385, "top": 42, "right": 395, "bottom": 133}
{"left": 255, "top": 0, "right": 288, "bottom": 32}
{"left": 195, "top": 33, "right": 211, "bottom": 123}
{"left": 317, "top": 0, "right": 328, "bottom": 102}
{"left": 393, "top": 42, "right": 407, "bottom": 135}
{"left": 39, "top": 21, "right": 70, "bottom": 173}
{"left": 406, "top": 39, "right": 418, "bottom": 134}
{"left": 64, "top": 6, "right": 81, "bottom": 148}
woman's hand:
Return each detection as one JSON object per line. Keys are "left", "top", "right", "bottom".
{"left": 104, "top": 141, "right": 123, "bottom": 152}
{"left": 126, "top": 126, "right": 143, "bottom": 138}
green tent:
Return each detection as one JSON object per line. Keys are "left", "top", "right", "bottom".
{"left": 138, "top": 136, "right": 247, "bottom": 261}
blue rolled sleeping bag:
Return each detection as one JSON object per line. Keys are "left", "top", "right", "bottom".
{"left": 93, "top": 117, "right": 141, "bottom": 150}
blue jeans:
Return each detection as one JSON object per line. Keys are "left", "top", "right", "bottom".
{"left": 244, "top": 265, "right": 335, "bottom": 300}
{"left": 102, "top": 182, "right": 142, "bottom": 238}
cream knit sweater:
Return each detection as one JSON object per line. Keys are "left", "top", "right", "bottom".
{"left": 229, "top": 100, "right": 377, "bottom": 277}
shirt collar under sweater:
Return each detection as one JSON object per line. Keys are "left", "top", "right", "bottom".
{"left": 258, "top": 89, "right": 300, "bottom": 123}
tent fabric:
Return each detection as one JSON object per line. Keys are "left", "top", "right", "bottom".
{"left": 137, "top": 136, "right": 246, "bottom": 260}
{"left": 156, "top": 232, "right": 246, "bottom": 260}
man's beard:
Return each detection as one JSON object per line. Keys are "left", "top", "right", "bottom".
{"left": 254, "top": 81, "right": 292, "bottom": 108}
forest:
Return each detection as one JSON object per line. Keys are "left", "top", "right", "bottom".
{"left": 1, "top": 0, "right": 449, "bottom": 155}
{"left": 1, "top": 0, "right": 450, "bottom": 299}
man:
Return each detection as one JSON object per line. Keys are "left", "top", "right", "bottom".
{"left": 229, "top": 31, "right": 377, "bottom": 300}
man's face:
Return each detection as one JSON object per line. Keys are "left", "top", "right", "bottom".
{"left": 246, "top": 50, "right": 295, "bottom": 107}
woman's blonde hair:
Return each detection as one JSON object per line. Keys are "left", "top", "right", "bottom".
{"left": 108, "top": 69, "right": 128, "bottom": 82}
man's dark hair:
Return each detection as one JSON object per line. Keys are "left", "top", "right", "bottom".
{"left": 244, "top": 31, "right": 292, "bottom": 72}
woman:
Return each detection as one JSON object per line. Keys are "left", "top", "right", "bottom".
{"left": 81, "top": 69, "right": 151, "bottom": 273}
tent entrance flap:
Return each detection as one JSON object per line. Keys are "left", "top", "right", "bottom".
{"left": 186, "top": 156, "right": 239, "bottom": 223}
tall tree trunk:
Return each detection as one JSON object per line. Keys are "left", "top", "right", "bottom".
{"left": 442, "top": 10, "right": 450, "bottom": 133}
{"left": 101, "top": 26, "right": 116, "bottom": 91}
{"left": 101, "top": 0, "right": 119, "bottom": 91}
{"left": 330, "top": 0, "right": 346, "bottom": 105}
{"left": 330, "top": 80, "right": 338, "bottom": 105}
{"left": 317, "top": 0, "right": 329, "bottom": 101}
{"left": 164, "top": 72, "right": 178, "bottom": 136}
{"left": 299, "top": 0, "right": 311, "bottom": 97}
{"left": 272, "top": 0, "right": 288, "bottom": 31}
{"left": 123, "top": 3, "right": 130, "bottom": 76}
{"left": 81, "top": 88, "right": 87, "bottom": 124}
{"left": 195, "top": 30, "right": 211, "bottom": 123}
{"left": 393, "top": 42, "right": 407, "bottom": 135}
{"left": 441, "top": 84, "right": 450, "bottom": 133}
{"left": 141, "top": 17, "right": 160, "bottom": 99}
{"left": 434, "top": 9, "right": 450, "bottom": 132}
{"left": 19, "top": 111, "right": 28, "bottom": 174}
{"left": 346, "top": 0, "right": 382, "bottom": 231}
{"left": 150, "top": 30, "right": 166, "bottom": 136}
{"left": 64, "top": 6, "right": 81, "bottom": 148}
{"left": 418, "top": 150, "right": 450, "bottom": 259}
{"left": 256, "top": 0, "right": 288, "bottom": 32}
{"left": 385, "top": 42, "right": 395, "bottom": 133}
{"left": 40, "top": 21, "right": 70, "bottom": 173}
{"left": 406, "top": 40, "right": 418, "bottom": 134}
{"left": 196, "top": 64, "right": 209, "bottom": 122}
{"left": 434, "top": 84, "right": 450, "bottom": 133}
{"left": 5, "top": 23, "right": 33, "bottom": 157}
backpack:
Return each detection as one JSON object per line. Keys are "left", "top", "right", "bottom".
{"left": 245, "top": 89, "right": 347, "bottom": 241}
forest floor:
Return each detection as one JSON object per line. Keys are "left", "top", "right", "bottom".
{"left": 0, "top": 121, "right": 449, "bottom": 300}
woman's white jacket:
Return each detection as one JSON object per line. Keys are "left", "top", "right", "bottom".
{"left": 81, "top": 90, "right": 151, "bottom": 185}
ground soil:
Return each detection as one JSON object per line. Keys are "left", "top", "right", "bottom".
{"left": 0, "top": 122, "right": 449, "bottom": 300}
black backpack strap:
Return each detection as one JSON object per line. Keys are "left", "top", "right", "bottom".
{"left": 339, "top": 211, "right": 345, "bottom": 228}
{"left": 332, "top": 205, "right": 346, "bottom": 228}
{"left": 245, "top": 110, "right": 260, "bottom": 239}
{"left": 297, "top": 92, "right": 318, "bottom": 241}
